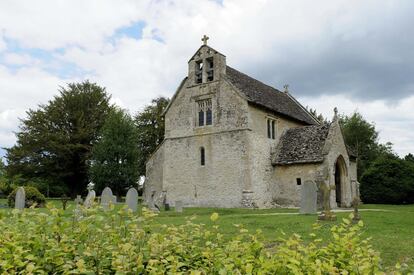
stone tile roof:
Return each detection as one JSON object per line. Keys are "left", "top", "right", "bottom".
{"left": 273, "top": 124, "right": 331, "bottom": 165}
{"left": 225, "top": 66, "right": 318, "bottom": 125}
{"left": 346, "top": 144, "right": 358, "bottom": 158}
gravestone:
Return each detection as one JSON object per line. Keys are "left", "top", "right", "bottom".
{"left": 148, "top": 191, "right": 160, "bottom": 212}
{"left": 84, "top": 182, "right": 96, "bottom": 208}
{"left": 100, "top": 187, "right": 115, "bottom": 210}
{"left": 300, "top": 180, "right": 317, "bottom": 214}
{"left": 175, "top": 200, "right": 183, "bottom": 213}
{"left": 74, "top": 195, "right": 83, "bottom": 205}
{"left": 15, "top": 187, "right": 25, "bottom": 210}
{"left": 318, "top": 182, "right": 337, "bottom": 221}
{"left": 125, "top": 188, "right": 138, "bottom": 212}
{"left": 84, "top": 190, "right": 96, "bottom": 208}
{"left": 351, "top": 196, "right": 361, "bottom": 222}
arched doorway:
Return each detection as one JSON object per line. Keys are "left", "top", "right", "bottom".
{"left": 334, "top": 155, "right": 347, "bottom": 207}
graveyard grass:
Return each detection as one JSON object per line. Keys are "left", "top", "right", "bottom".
{"left": 0, "top": 198, "right": 413, "bottom": 269}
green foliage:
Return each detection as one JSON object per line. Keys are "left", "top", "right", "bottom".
{"left": 5, "top": 81, "right": 112, "bottom": 197}
{"left": 360, "top": 155, "right": 414, "bottom": 204}
{"left": 7, "top": 186, "right": 46, "bottom": 208}
{"left": 339, "top": 112, "right": 395, "bottom": 180}
{"left": 0, "top": 158, "right": 5, "bottom": 178}
{"left": 405, "top": 153, "right": 414, "bottom": 163}
{"left": 0, "top": 204, "right": 388, "bottom": 274}
{"left": 89, "top": 108, "right": 139, "bottom": 196}
{"left": 307, "top": 107, "right": 326, "bottom": 123}
{"left": 134, "top": 97, "right": 169, "bottom": 176}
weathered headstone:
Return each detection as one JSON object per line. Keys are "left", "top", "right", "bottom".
{"left": 148, "top": 191, "right": 160, "bottom": 212}
{"left": 300, "top": 180, "right": 317, "bottom": 214}
{"left": 351, "top": 196, "right": 361, "bottom": 222}
{"left": 61, "top": 195, "right": 70, "bottom": 210}
{"left": 175, "top": 200, "right": 183, "bottom": 213}
{"left": 100, "top": 187, "right": 115, "bottom": 210}
{"left": 84, "top": 182, "right": 96, "bottom": 208}
{"left": 74, "top": 195, "right": 83, "bottom": 205}
{"left": 318, "top": 182, "right": 337, "bottom": 221}
{"left": 84, "top": 191, "right": 96, "bottom": 208}
{"left": 125, "top": 188, "right": 138, "bottom": 212}
{"left": 15, "top": 187, "right": 25, "bottom": 210}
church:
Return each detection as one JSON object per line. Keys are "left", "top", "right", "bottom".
{"left": 144, "top": 37, "right": 359, "bottom": 209}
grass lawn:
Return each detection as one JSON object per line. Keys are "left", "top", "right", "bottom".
{"left": 0, "top": 198, "right": 413, "bottom": 269}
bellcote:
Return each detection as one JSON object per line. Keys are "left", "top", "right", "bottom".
{"left": 188, "top": 36, "right": 226, "bottom": 85}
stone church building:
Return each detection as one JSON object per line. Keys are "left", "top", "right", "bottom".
{"left": 145, "top": 38, "right": 359, "bottom": 209}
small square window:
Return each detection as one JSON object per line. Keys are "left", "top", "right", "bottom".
{"left": 296, "top": 178, "right": 302, "bottom": 185}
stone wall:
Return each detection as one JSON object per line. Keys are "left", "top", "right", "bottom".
{"left": 152, "top": 53, "right": 254, "bottom": 207}
{"left": 163, "top": 130, "right": 249, "bottom": 207}
{"left": 273, "top": 163, "right": 322, "bottom": 207}
{"left": 322, "top": 119, "right": 355, "bottom": 207}
{"left": 247, "top": 104, "right": 307, "bottom": 208}
{"left": 144, "top": 142, "right": 165, "bottom": 203}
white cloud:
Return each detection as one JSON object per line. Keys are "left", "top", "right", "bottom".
{"left": 0, "top": 0, "right": 148, "bottom": 50}
{"left": 3, "top": 53, "right": 40, "bottom": 66}
{"left": 0, "top": 36, "right": 6, "bottom": 52}
{"left": 0, "top": 0, "right": 413, "bottom": 159}
{"left": 0, "top": 109, "right": 25, "bottom": 150}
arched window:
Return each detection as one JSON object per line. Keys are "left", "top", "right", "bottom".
{"left": 197, "top": 99, "right": 213, "bottom": 126}
{"left": 200, "top": 147, "right": 205, "bottom": 166}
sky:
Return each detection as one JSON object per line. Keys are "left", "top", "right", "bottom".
{"left": 0, "top": 0, "right": 413, "bottom": 159}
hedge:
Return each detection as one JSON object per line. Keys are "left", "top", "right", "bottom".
{"left": 0, "top": 204, "right": 397, "bottom": 274}
{"left": 7, "top": 186, "right": 46, "bottom": 208}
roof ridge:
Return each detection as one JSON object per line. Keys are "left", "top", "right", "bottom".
{"left": 225, "top": 66, "right": 318, "bottom": 125}
{"left": 226, "top": 66, "right": 283, "bottom": 93}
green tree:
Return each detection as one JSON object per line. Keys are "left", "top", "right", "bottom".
{"left": 0, "top": 159, "right": 5, "bottom": 178}
{"left": 307, "top": 107, "right": 325, "bottom": 123}
{"left": 405, "top": 153, "right": 414, "bottom": 163}
{"left": 134, "top": 97, "right": 169, "bottom": 176}
{"left": 89, "top": 109, "right": 139, "bottom": 196}
{"left": 339, "top": 112, "right": 394, "bottom": 179}
{"left": 360, "top": 155, "right": 414, "bottom": 204}
{"left": 5, "top": 81, "right": 112, "bottom": 197}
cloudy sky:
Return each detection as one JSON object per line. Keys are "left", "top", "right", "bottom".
{"left": 0, "top": 0, "right": 413, "bottom": 159}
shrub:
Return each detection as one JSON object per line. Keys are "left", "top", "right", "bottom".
{"left": 0, "top": 181, "right": 14, "bottom": 197}
{"left": 0, "top": 205, "right": 390, "bottom": 274}
{"left": 360, "top": 156, "right": 414, "bottom": 204}
{"left": 7, "top": 186, "right": 46, "bottom": 208}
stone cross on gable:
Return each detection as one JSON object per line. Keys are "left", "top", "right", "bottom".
{"left": 201, "top": 35, "right": 209, "bottom": 45}
{"left": 283, "top": 84, "right": 289, "bottom": 93}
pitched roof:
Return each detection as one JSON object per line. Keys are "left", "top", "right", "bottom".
{"left": 273, "top": 124, "right": 331, "bottom": 165}
{"left": 225, "top": 66, "right": 318, "bottom": 125}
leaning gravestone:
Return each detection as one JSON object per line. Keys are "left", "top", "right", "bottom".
{"left": 100, "top": 187, "right": 115, "bottom": 210}
{"left": 175, "top": 200, "right": 183, "bottom": 213}
{"left": 15, "top": 187, "right": 25, "bottom": 210}
{"left": 125, "top": 188, "right": 138, "bottom": 212}
{"left": 300, "top": 180, "right": 317, "bottom": 214}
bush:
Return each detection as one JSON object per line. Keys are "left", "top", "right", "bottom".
{"left": 360, "top": 156, "right": 414, "bottom": 204}
{"left": 7, "top": 186, "right": 46, "bottom": 208}
{"left": 0, "top": 205, "right": 390, "bottom": 274}
{"left": 0, "top": 181, "right": 15, "bottom": 197}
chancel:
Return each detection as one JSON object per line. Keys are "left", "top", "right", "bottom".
{"left": 144, "top": 37, "right": 359, "bottom": 209}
